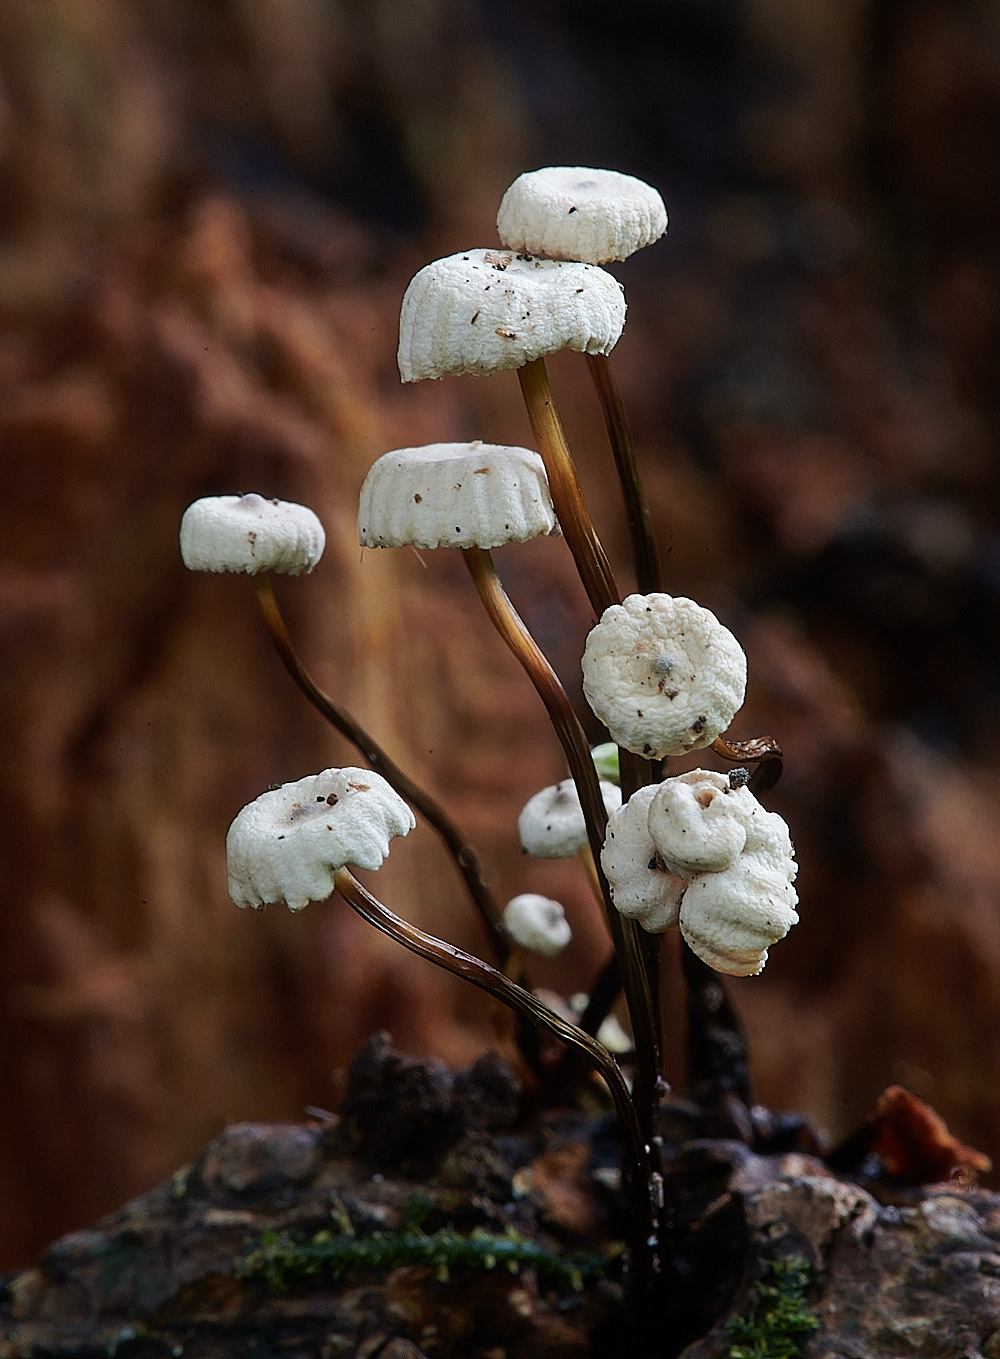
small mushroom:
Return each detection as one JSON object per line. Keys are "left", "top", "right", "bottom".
{"left": 180, "top": 494, "right": 325, "bottom": 575}
{"left": 397, "top": 249, "right": 626, "bottom": 382}
{"left": 518, "top": 777, "right": 622, "bottom": 859}
{"left": 600, "top": 784, "right": 686, "bottom": 933}
{"left": 497, "top": 166, "right": 667, "bottom": 265}
{"left": 581, "top": 593, "right": 747, "bottom": 759}
{"left": 679, "top": 852, "right": 799, "bottom": 977}
{"left": 226, "top": 768, "right": 415, "bottom": 913}
{"left": 502, "top": 893, "right": 572, "bottom": 957}
{"left": 646, "top": 769, "right": 755, "bottom": 874}
{"left": 358, "top": 441, "right": 558, "bottom": 550}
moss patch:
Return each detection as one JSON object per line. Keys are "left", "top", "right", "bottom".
{"left": 726, "top": 1257, "right": 819, "bottom": 1359}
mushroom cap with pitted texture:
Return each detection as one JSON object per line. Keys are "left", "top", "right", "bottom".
{"left": 180, "top": 494, "right": 325, "bottom": 575}
{"left": 646, "top": 769, "right": 757, "bottom": 874}
{"left": 497, "top": 166, "right": 667, "bottom": 265}
{"left": 226, "top": 768, "right": 415, "bottom": 913}
{"left": 518, "top": 777, "right": 623, "bottom": 859}
{"left": 679, "top": 852, "right": 799, "bottom": 977}
{"left": 397, "top": 249, "right": 625, "bottom": 382}
{"left": 502, "top": 893, "right": 572, "bottom": 957}
{"left": 358, "top": 441, "right": 558, "bottom": 550}
{"left": 581, "top": 593, "right": 747, "bottom": 759}
{"left": 600, "top": 784, "right": 686, "bottom": 933}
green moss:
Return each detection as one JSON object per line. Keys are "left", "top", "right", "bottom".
{"left": 726, "top": 1257, "right": 820, "bottom": 1359}
{"left": 241, "top": 1224, "right": 604, "bottom": 1292}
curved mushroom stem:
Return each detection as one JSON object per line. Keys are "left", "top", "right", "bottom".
{"left": 462, "top": 546, "right": 660, "bottom": 1146}
{"left": 517, "top": 357, "right": 619, "bottom": 616}
{"left": 709, "top": 733, "right": 784, "bottom": 796}
{"left": 251, "top": 573, "right": 506, "bottom": 961}
{"left": 586, "top": 354, "right": 661, "bottom": 595}
{"left": 332, "top": 866, "right": 656, "bottom": 1279}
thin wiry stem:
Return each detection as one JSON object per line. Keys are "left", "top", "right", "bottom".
{"left": 462, "top": 546, "right": 660, "bottom": 1144}
{"left": 586, "top": 353, "right": 660, "bottom": 595}
{"left": 252, "top": 573, "right": 506, "bottom": 961}
{"left": 332, "top": 867, "right": 653, "bottom": 1251}
{"left": 517, "top": 357, "right": 619, "bottom": 616}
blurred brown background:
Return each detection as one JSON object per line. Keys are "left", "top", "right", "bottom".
{"left": 1, "top": 0, "right": 999, "bottom": 1268}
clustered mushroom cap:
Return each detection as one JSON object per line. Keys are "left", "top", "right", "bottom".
{"left": 581, "top": 593, "right": 747, "bottom": 759}
{"left": 497, "top": 166, "right": 667, "bottom": 265}
{"left": 678, "top": 853, "right": 798, "bottom": 977}
{"left": 358, "top": 441, "right": 558, "bottom": 551}
{"left": 646, "top": 769, "right": 756, "bottom": 874}
{"left": 502, "top": 893, "right": 572, "bottom": 957}
{"left": 180, "top": 494, "right": 326, "bottom": 575}
{"left": 518, "top": 777, "right": 623, "bottom": 859}
{"left": 226, "top": 768, "right": 415, "bottom": 913}
{"left": 397, "top": 249, "right": 626, "bottom": 382}
{"left": 600, "top": 783, "right": 686, "bottom": 933}
{"left": 600, "top": 770, "right": 799, "bottom": 971}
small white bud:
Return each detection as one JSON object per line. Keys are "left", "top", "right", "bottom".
{"left": 518, "top": 778, "right": 622, "bottom": 859}
{"left": 503, "top": 894, "right": 572, "bottom": 957}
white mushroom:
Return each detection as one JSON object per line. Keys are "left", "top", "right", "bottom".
{"left": 397, "top": 249, "right": 626, "bottom": 382}
{"left": 502, "top": 893, "right": 572, "bottom": 957}
{"left": 646, "top": 769, "right": 756, "bottom": 874}
{"left": 497, "top": 166, "right": 667, "bottom": 265}
{"left": 581, "top": 593, "right": 747, "bottom": 759}
{"left": 518, "top": 777, "right": 623, "bottom": 859}
{"left": 358, "top": 441, "right": 558, "bottom": 550}
{"left": 600, "top": 784, "right": 686, "bottom": 933}
{"left": 180, "top": 494, "right": 325, "bottom": 575}
{"left": 226, "top": 768, "right": 415, "bottom": 913}
{"left": 679, "top": 853, "right": 799, "bottom": 977}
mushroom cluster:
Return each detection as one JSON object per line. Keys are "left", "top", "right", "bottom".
{"left": 601, "top": 769, "right": 798, "bottom": 975}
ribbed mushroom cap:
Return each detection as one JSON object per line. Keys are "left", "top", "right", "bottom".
{"left": 226, "top": 768, "right": 415, "bottom": 913}
{"left": 679, "top": 853, "right": 799, "bottom": 977}
{"left": 600, "top": 784, "right": 686, "bottom": 933}
{"left": 358, "top": 441, "right": 557, "bottom": 550}
{"left": 518, "top": 777, "right": 623, "bottom": 859}
{"left": 646, "top": 769, "right": 756, "bottom": 875}
{"left": 497, "top": 167, "right": 667, "bottom": 265}
{"left": 581, "top": 593, "right": 747, "bottom": 759}
{"left": 502, "top": 893, "right": 572, "bottom": 957}
{"left": 397, "top": 249, "right": 625, "bottom": 382}
{"left": 180, "top": 494, "right": 325, "bottom": 575}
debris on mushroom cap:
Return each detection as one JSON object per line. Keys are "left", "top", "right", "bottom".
{"left": 502, "top": 893, "right": 573, "bottom": 957}
{"left": 600, "top": 784, "right": 686, "bottom": 933}
{"left": 226, "top": 768, "right": 415, "bottom": 913}
{"left": 397, "top": 249, "right": 626, "bottom": 382}
{"left": 581, "top": 593, "right": 747, "bottom": 760}
{"left": 518, "top": 777, "right": 623, "bottom": 859}
{"left": 679, "top": 851, "right": 799, "bottom": 976}
{"left": 497, "top": 166, "right": 667, "bottom": 265}
{"left": 180, "top": 494, "right": 326, "bottom": 576}
{"left": 646, "top": 769, "right": 757, "bottom": 875}
{"left": 358, "top": 441, "right": 558, "bottom": 550}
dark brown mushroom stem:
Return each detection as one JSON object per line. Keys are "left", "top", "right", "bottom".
{"left": 332, "top": 866, "right": 655, "bottom": 1281}
{"left": 251, "top": 573, "right": 506, "bottom": 961}
{"left": 586, "top": 353, "right": 661, "bottom": 595}
{"left": 462, "top": 546, "right": 660, "bottom": 1145}
{"left": 517, "top": 357, "right": 619, "bottom": 615}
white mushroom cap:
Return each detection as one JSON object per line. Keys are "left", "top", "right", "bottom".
{"left": 180, "top": 494, "right": 325, "bottom": 575}
{"left": 226, "top": 767, "right": 415, "bottom": 913}
{"left": 600, "top": 784, "right": 686, "bottom": 933}
{"left": 581, "top": 593, "right": 747, "bottom": 759}
{"left": 646, "top": 769, "right": 757, "bottom": 874}
{"left": 358, "top": 441, "right": 557, "bottom": 550}
{"left": 518, "top": 777, "right": 623, "bottom": 859}
{"left": 497, "top": 167, "right": 667, "bottom": 265}
{"left": 502, "top": 893, "right": 572, "bottom": 957}
{"left": 397, "top": 249, "right": 626, "bottom": 382}
{"left": 679, "top": 853, "right": 799, "bottom": 977}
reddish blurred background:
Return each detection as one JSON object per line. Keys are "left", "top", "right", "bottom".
{"left": 1, "top": 0, "right": 999, "bottom": 1267}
